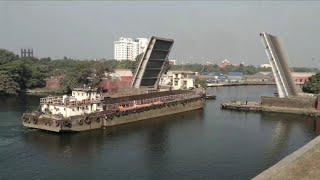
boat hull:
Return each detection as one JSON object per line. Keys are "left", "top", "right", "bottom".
{"left": 22, "top": 97, "right": 205, "bottom": 132}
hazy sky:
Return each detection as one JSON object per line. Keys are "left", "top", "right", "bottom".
{"left": 1, "top": 1, "right": 320, "bottom": 67}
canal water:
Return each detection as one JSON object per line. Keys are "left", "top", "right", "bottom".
{"left": 0, "top": 85, "right": 318, "bottom": 180}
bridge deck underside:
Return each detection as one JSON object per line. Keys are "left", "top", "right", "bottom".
{"left": 132, "top": 37, "right": 174, "bottom": 89}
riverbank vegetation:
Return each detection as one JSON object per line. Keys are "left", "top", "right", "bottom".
{"left": 302, "top": 73, "right": 320, "bottom": 94}
{"left": 0, "top": 49, "right": 317, "bottom": 95}
{"left": 0, "top": 49, "right": 143, "bottom": 95}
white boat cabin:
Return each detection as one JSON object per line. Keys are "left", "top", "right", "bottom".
{"left": 40, "top": 88, "right": 103, "bottom": 118}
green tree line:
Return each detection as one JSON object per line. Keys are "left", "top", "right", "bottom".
{"left": 0, "top": 48, "right": 317, "bottom": 95}
{"left": 0, "top": 49, "right": 143, "bottom": 95}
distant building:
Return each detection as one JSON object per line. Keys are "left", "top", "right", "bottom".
{"left": 219, "top": 59, "right": 232, "bottom": 68}
{"left": 168, "top": 60, "right": 176, "bottom": 65}
{"left": 243, "top": 72, "right": 274, "bottom": 83}
{"left": 160, "top": 71, "right": 195, "bottom": 90}
{"left": 226, "top": 72, "right": 244, "bottom": 83}
{"left": 292, "top": 72, "right": 316, "bottom": 85}
{"left": 101, "top": 69, "right": 134, "bottom": 94}
{"left": 136, "top": 38, "right": 149, "bottom": 55}
{"left": 21, "top": 48, "right": 33, "bottom": 58}
{"left": 260, "top": 63, "right": 272, "bottom": 68}
{"left": 114, "top": 37, "right": 148, "bottom": 61}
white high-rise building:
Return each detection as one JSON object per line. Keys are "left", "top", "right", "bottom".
{"left": 136, "top": 38, "right": 148, "bottom": 55}
{"left": 114, "top": 37, "right": 149, "bottom": 61}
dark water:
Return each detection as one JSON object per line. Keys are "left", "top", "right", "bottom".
{"left": 0, "top": 85, "right": 319, "bottom": 180}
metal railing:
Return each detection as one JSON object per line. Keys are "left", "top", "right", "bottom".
{"left": 40, "top": 96, "right": 103, "bottom": 107}
{"left": 105, "top": 91, "right": 198, "bottom": 111}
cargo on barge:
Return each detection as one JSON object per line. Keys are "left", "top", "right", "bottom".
{"left": 22, "top": 88, "right": 205, "bottom": 132}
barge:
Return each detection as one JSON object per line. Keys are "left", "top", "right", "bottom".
{"left": 22, "top": 88, "right": 206, "bottom": 132}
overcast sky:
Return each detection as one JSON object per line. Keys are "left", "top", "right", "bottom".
{"left": 1, "top": 1, "right": 320, "bottom": 67}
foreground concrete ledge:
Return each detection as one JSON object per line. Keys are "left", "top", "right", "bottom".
{"left": 253, "top": 135, "right": 320, "bottom": 180}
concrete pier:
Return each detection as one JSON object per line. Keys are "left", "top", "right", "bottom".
{"left": 253, "top": 135, "right": 320, "bottom": 180}
{"left": 221, "top": 96, "right": 320, "bottom": 116}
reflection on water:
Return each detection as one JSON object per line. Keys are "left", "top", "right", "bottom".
{"left": 0, "top": 86, "right": 319, "bottom": 180}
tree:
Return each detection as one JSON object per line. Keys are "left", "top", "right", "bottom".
{"left": 194, "top": 77, "right": 207, "bottom": 89}
{"left": 302, "top": 73, "right": 320, "bottom": 94}
{"left": 0, "top": 70, "right": 20, "bottom": 95}
{"left": 0, "top": 49, "right": 18, "bottom": 65}
{"left": 131, "top": 53, "right": 143, "bottom": 74}
{"left": 89, "top": 61, "right": 111, "bottom": 91}
{"left": 5, "top": 60, "right": 32, "bottom": 90}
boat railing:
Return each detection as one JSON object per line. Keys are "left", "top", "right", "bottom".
{"left": 41, "top": 96, "right": 103, "bottom": 107}
{"left": 40, "top": 96, "right": 64, "bottom": 105}
{"left": 104, "top": 91, "right": 200, "bottom": 110}
{"left": 66, "top": 97, "right": 103, "bottom": 107}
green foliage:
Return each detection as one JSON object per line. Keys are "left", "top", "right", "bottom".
{"left": 0, "top": 49, "right": 18, "bottom": 65}
{"left": 0, "top": 49, "right": 147, "bottom": 95}
{"left": 194, "top": 78, "right": 207, "bottom": 89}
{"left": 302, "top": 73, "right": 320, "bottom": 94}
{"left": 0, "top": 70, "right": 20, "bottom": 95}
{"left": 0, "top": 48, "right": 316, "bottom": 95}
{"left": 171, "top": 63, "right": 316, "bottom": 76}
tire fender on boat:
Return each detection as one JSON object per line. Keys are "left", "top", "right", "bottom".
{"left": 96, "top": 116, "right": 101, "bottom": 123}
{"left": 85, "top": 116, "right": 91, "bottom": 124}
{"left": 55, "top": 120, "right": 60, "bottom": 127}
{"left": 33, "top": 118, "right": 38, "bottom": 124}
{"left": 46, "top": 120, "right": 52, "bottom": 126}
{"left": 115, "top": 110, "right": 120, "bottom": 117}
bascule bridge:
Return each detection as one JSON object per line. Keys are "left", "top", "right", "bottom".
{"left": 260, "top": 32, "right": 298, "bottom": 98}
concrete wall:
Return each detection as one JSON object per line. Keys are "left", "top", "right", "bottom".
{"left": 261, "top": 96, "right": 317, "bottom": 109}
{"left": 253, "top": 134, "right": 320, "bottom": 180}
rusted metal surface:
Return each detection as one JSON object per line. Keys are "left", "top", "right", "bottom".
{"left": 104, "top": 90, "right": 191, "bottom": 104}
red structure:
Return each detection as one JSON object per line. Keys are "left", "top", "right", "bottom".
{"left": 219, "top": 59, "right": 232, "bottom": 68}
{"left": 101, "top": 76, "right": 133, "bottom": 94}
{"left": 45, "top": 77, "right": 63, "bottom": 90}
{"left": 292, "top": 72, "right": 316, "bottom": 85}
{"left": 318, "top": 96, "right": 320, "bottom": 112}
